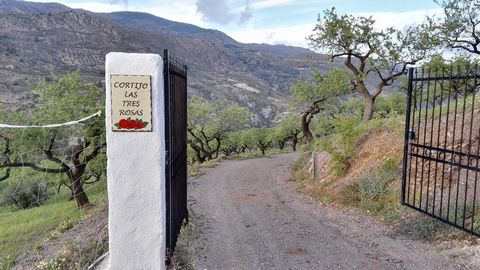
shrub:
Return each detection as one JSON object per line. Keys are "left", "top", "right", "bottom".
{"left": 399, "top": 216, "right": 446, "bottom": 240}
{"left": 0, "top": 180, "right": 52, "bottom": 209}
{"left": 320, "top": 116, "right": 362, "bottom": 176}
{"left": 341, "top": 159, "right": 400, "bottom": 215}
{"left": 374, "top": 92, "right": 407, "bottom": 119}
{"left": 357, "top": 173, "right": 390, "bottom": 201}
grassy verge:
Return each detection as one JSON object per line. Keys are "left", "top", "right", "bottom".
{"left": 0, "top": 179, "right": 107, "bottom": 268}
{"left": 292, "top": 115, "right": 478, "bottom": 241}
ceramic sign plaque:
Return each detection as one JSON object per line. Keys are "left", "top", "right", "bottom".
{"left": 111, "top": 75, "right": 152, "bottom": 132}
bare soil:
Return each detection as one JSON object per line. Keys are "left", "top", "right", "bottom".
{"left": 186, "top": 153, "right": 479, "bottom": 269}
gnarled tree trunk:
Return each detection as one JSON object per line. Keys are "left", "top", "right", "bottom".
{"left": 363, "top": 95, "right": 376, "bottom": 122}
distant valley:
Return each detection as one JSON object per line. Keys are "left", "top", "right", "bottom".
{"left": 0, "top": 0, "right": 342, "bottom": 124}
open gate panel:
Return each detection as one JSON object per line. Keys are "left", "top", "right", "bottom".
{"left": 402, "top": 67, "right": 480, "bottom": 237}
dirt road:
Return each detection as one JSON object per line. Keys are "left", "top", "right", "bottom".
{"left": 186, "top": 153, "right": 478, "bottom": 270}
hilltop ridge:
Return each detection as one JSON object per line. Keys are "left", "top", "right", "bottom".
{"left": 0, "top": 0, "right": 339, "bottom": 124}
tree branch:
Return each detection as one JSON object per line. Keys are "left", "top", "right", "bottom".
{"left": 0, "top": 168, "right": 10, "bottom": 182}
{"left": 85, "top": 143, "right": 106, "bottom": 163}
{"left": 0, "top": 161, "right": 70, "bottom": 173}
{"left": 83, "top": 171, "right": 102, "bottom": 185}
{"left": 44, "top": 134, "right": 70, "bottom": 171}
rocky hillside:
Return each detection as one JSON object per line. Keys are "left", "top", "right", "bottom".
{"left": 0, "top": 0, "right": 340, "bottom": 124}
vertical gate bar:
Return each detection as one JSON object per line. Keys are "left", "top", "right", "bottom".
{"left": 471, "top": 64, "right": 479, "bottom": 232}
{"left": 440, "top": 67, "right": 453, "bottom": 219}
{"left": 402, "top": 68, "right": 415, "bottom": 204}
{"left": 462, "top": 65, "right": 476, "bottom": 228}
{"left": 426, "top": 67, "right": 438, "bottom": 213}
{"left": 183, "top": 64, "right": 188, "bottom": 223}
{"left": 455, "top": 67, "right": 469, "bottom": 226}
{"left": 407, "top": 68, "right": 419, "bottom": 205}
{"left": 419, "top": 67, "right": 431, "bottom": 210}
{"left": 170, "top": 60, "right": 175, "bottom": 249}
{"left": 447, "top": 66, "right": 460, "bottom": 222}
{"left": 432, "top": 67, "right": 443, "bottom": 215}
{"left": 163, "top": 49, "right": 172, "bottom": 256}
{"left": 413, "top": 68, "right": 425, "bottom": 208}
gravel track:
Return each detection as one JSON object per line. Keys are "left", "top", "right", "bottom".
{"left": 187, "top": 153, "right": 477, "bottom": 270}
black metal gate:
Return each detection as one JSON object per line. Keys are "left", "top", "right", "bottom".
{"left": 164, "top": 49, "right": 188, "bottom": 259}
{"left": 402, "top": 66, "right": 480, "bottom": 237}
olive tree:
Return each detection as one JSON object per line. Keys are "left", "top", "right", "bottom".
{"left": 291, "top": 68, "right": 350, "bottom": 141}
{"left": 273, "top": 115, "right": 303, "bottom": 151}
{"left": 187, "top": 97, "right": 251, "bottom": 163}
{"left": 433, "top": 0, "right": 480, "bottom": 55}
{"left": 247, "top": 128, "right": 272, "bottom": 156}
{"left": 309, "top": 8, "right": 435, "bottom": 122}
{"left": 420, "top": 56, "right": 480, "bottom": 105}
{"left": 0, "top": 73, "right": 105, "bottom": 208}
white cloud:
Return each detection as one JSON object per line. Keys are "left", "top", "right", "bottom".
{"left": 228, "top": 8, "right": 444, "bottom": 48}
{"left": 354, "top": 8, "right": 443, "bottom": 31}
{"left": 251, "top": 0, "right": 297, "bottom": 10}
{"left": 229, "top": 23, "right": 315, "bottom": 47}
{"left": 195, "top": 0, "right": 234, "bottom": 24}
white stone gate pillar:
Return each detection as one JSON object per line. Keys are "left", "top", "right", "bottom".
{"left": 105, "top": 52, "right": 166, "bottom": 270}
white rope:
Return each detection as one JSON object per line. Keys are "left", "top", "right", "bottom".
{"left": 0, "top": 111, "right": 102, "bottom": 129}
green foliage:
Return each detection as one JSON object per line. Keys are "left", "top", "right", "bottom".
{"left": 291, "top": 68, "right": 351, "bottom": 105}
{"left": 0, "top": 180, "right": 106, "bottom": 266}
{"left": 341, "top": 97, "right": 365, "bottom": 117}
{"left": 309, "top": 8, "right": 435, "bottom": 71}
{"left": 433, "top": 0, "right": 480, "bottom": 55}
{"left": 418, "top": 56, "right": 480, "bottom": 107}
{"left": 247, "top": 128, "right": 273, "bottom": 155}
{"left": 272, "top": 115, "right": 302, "bottom": 150}
{"left": 220, "top": 131, "right": 247, "bottom": 157}
{"left": 0, "top": 72, "right": 104, "bottom": 161}
{"left": 308, "top": 97, "right": 363, "bottom": 138}
{"left": 187, "top": 96, "right": 252, "bottom": 162}
{"left": 309, "top": 115, "right": 335, "bottom": 138}
{"left": 0, "top": 180, "right": 52, "bottom": 209}
{"left": 356, "top": 173, "right": 390, "bottom": 202}
{"left": 373, "top": 92, "right": 407, "bottom": 119}
{"left": 0, "top": 72, "right": 106, "bottom": 207}
{"left": 188, "top": 97, "right": 251, "bottom": 137}
{"left": 291, "top": 68, "right": 351, "bottom": 141}
{"left": 341, "top": 160, "right": 400, "bottom": 215}
{"left": 320, "top": 116, "right": 362, "bottom": 175}
{"left": 399, "top": 216, "right": 446, "bottom": 240}
{"left": 308, "top": 7, "right": 435, "bottom": 121}
{"left": 187, "top": 145, "right": 197, "bottom": 165}
{"left": 0, "top": 255, "right": 15, "bottom": 270}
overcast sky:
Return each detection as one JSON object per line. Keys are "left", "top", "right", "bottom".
{"left": 27, "top": 0, "right": 442, "bottom": 48}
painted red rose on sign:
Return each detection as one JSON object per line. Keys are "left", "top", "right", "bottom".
{"left": 127, "top": 120, "right": 136, "bottom": 129}
{"left": 114, "top": 118, "right": 149, "bottom": 130}
{"left": 119, "top": 119, "right": 128, "bottom": 129}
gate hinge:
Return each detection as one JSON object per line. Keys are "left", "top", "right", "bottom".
{"left": 408, "top": 130, "right": 416, "bottom": 141}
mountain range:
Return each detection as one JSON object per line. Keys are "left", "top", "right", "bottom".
{"left": 0, "top": 0, "right": 341, "bottom": 124}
